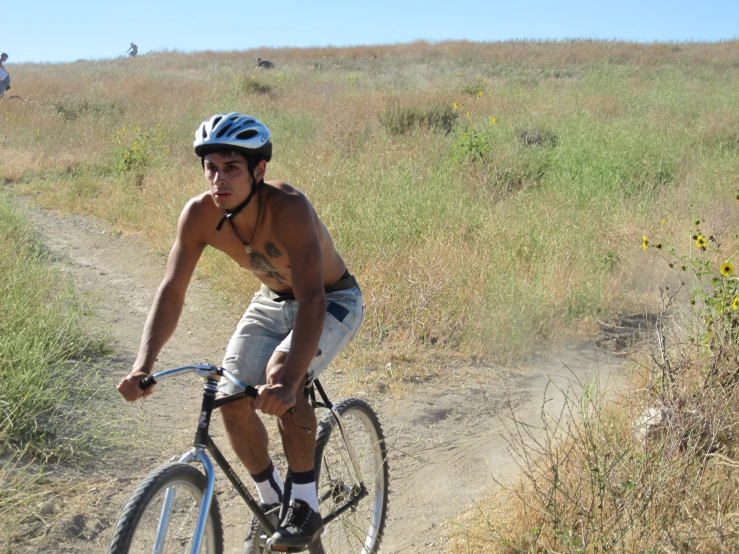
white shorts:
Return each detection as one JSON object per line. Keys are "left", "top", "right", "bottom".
{"left": 218, "top": 284, "right": 363, "bottom": 395}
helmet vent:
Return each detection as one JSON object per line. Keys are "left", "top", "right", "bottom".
{"left": 216, "top": 123, "right": 234, "bottom": 138}
{"left": 212, "top": 115, "right": 223, "bottom": 127}
{"left": 235, "top": 129, "right": 258, "bottom": 140}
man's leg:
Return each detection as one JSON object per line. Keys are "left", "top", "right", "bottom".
{"left": 266, "top": 354, "right": 323, "bottom": 548}
{"left": 221, "top": 400, "right": 272, "bottom": 473}
{"left": 221, "top": 400, "right": 284, "bottom": 506}
{"left": 269, "top": 287, "right": 364, "bottom": 548}
{"left": 219, "top": 292, "right": 292, "bottom": 505}
{"left": 267, "top": 354, "right": 317, "bottom": 473}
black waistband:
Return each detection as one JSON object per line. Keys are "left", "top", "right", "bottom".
{"left": 260, "top": 269, "right": 357, "bottom": 301}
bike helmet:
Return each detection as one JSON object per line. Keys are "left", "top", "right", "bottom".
{"left": 193, "top": 112, "right": 272, "bottom": 161}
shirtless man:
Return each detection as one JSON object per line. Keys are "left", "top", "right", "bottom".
{"left": 117, "top": 113, "right": 363, "bottom": 550}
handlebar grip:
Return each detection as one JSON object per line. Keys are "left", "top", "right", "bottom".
{"left": 139, "top": 375, "right": 157, "bottom": 390}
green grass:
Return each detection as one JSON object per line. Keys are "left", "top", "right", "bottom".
{"left": 3, "top": 40, "right": 738, "bottom": 372}
{"left": 0, "top": 193, "right": 112, "bottom": 460}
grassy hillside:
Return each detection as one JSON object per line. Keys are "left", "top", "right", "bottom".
{"left": 2, "top": 40, "right": 738, "bottom": 378}
{"left": 2, "top": 39, "right": 738, "bottom": 552}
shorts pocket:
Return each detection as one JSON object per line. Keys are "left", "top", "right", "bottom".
{"left": 327, "top": 301, "right": 350, "bottom": 323}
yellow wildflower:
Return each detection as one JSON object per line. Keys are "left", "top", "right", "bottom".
{"left": 696, "top": 235, "right": 707, "bottom": 248}
{"left": 733, "top": 297, "right": 739, "bottom": 311}
{"left": 720, "top": 262, "right": 733, "bottom": 276}
{"left": 453, "top": 103, "right": 459, "bottom": 109}
{"left": 489, "top": 117, "right": 497, "bottom": 125}
{"left": 465, "top": 112, "right": 471, "bottom": 118}
{"left": 477, "top": 90, "right": 483, "bottom": 97}
{"left": 661, "top": 218, "right": 666, "bottom": 225}
{"left": 642, "top": 236, "right": 648, "bottom": 250}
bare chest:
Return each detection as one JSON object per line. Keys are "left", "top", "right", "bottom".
{"left": 208, "top": 226, "right": 292, "bottom": 288}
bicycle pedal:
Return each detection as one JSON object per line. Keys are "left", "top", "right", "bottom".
{"left": 265, "top": 543, "right": 308, "bottom": 553}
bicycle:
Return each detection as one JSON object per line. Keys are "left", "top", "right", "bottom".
{"left": 107, "top": 363, "right": 389, "bottom": 554}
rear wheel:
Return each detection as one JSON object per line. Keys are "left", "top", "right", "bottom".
{"left": 108, "top": 463, "right": 224, "bottom": 554}
{"left": 311, "top": 398, "right": 389, "bottom": 553}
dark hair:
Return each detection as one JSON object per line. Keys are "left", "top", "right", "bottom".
{"left": 198, "top": 146, "right": 267, "bottom": 175}
{"left": 0, "top": 53, "right": 7, "bottom": 59}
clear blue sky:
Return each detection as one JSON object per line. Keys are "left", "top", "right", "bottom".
{"left": 3, "top": 0, "right": 737, "bottom": 64}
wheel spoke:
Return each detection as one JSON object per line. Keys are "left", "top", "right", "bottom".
{"left": 108, "top": 463, "right": 223, "bottom": 554}
{"left": 313, "top": 399, "right": 388, "bottom": 554}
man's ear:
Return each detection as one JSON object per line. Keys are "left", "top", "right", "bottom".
{"left": 254, "top": 159, "right": 268, "bottom": 182}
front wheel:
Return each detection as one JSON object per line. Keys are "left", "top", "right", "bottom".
{"left": 108, "top": 462, "right": 224, "bottom": 554}
{"left": 311, "top": 398, "right": 389, "bottom": 554}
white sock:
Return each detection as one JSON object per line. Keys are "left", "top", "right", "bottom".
{"left": 290, "top": 481, "right": 319, "bottom": 512}
{"left": 251, "top": 462, "right": 284, "bottom": 506}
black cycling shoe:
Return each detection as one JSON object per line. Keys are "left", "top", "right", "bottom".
{"left": 267, "top": 499, "right": 323, "bottom": 550}
{"left": 243, "top": 502, "right": 280, "bottom": 554}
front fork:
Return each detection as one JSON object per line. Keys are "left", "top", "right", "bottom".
{"left": 156, "top": 378, "right": 220, "bottom": 554}
{"left": 154, "top": 447, "right": 215, "bottom": 554}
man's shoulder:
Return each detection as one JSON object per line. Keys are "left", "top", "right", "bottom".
{"left": 183, "top": 191, "right": 216, "bottom": 213}
{"left": 264, "top": 181, "right": 314, "bottom": 218}
{"left": 264, "top": 180, "right": 302, "bottom": 197}
{"left": 178, "top": 192, "right": 218, "bottom": 230}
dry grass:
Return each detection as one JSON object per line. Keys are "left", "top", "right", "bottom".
{"left": 449, "top": 346, "right": 739, "bottom": 552}
{"left": 448, "top": 213, "right": 739, "bottom": 552}
{"left": 2, "top": 39, "right": 739, "bottom": 552}
{"left": 2, "top": 40, "right": 739, "bottom": 379}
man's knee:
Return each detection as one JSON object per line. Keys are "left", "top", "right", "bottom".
{"left": 220, "top": 399, "right": 256, "bottom": 429}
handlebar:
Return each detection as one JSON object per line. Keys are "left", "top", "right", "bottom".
{"left": 139, "top": 363, "right": 258, "bottom": 399}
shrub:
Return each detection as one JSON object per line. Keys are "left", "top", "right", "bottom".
{"left": 112, "top": 124, "right": 165, "bottom": 173}
{"left": 238, "top": 74, "right": 272, "bottom": 95}
{"left": 452, "top": 128, "right": 491, "bottom": 161}
{"left": 379, "top": 103, "right": 458, "bottom": 136}
{"left": 459, "top": 76, "right": 488, "bottom": 96}
{"left": 516, "top": 128, "right": 558, "bottom": 148}
{"left": 53, "top": 96, "right": 120, "bottom": 121}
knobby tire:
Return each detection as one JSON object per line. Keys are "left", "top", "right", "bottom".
{"left": 309, "top": 398, "right": 389, "bottom": 554}
{"left": 108, "top": 462, "right": 224, "bottom": 554}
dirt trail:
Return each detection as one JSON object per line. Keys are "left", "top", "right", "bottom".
{"left": 18, "top": 206, "right": 628, "bottom": 553}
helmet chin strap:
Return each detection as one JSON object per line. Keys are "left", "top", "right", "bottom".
{"left": 215, "top": 179, "right": 263, "bottom": 231}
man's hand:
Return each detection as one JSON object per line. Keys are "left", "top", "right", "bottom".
{"left": 254, "top": 383, "right": 296, "bottom": 417}
{"left": 117, "top": 371, "right": 156, "bottom": 402}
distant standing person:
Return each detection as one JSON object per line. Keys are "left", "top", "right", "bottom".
{"left": 127, "top": 43, "right": 138, "bottom": 57}
{"left": 0, "top": 53, "right": 10, "bottom": 99}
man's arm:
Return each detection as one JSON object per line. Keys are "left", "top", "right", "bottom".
{"left": 117, "top": 201, "right": 206, "bottom": 401}
{"left": 255, "top": 194, "right": 326, "bottom": 415}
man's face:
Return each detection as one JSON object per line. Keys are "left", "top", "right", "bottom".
{"left": 203, "top": 152, "right": 254, "bottom": 209}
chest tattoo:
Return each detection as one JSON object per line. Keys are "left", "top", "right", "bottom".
{"left": 263, "top": 240, "right": 282, "bottom": 259}
{"left": 249, "top": 250, "right": 285, "bottom": 285}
